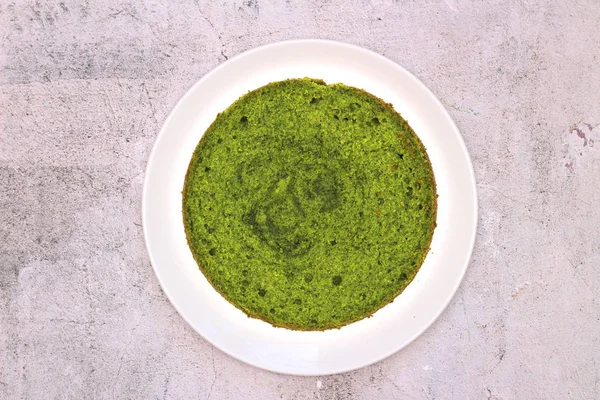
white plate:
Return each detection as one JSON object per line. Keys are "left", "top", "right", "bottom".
{"left": 143, "top": 40, "right": 477, "bottom": 376}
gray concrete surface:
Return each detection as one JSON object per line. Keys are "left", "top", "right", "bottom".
{"left": 1, "top": 0, "right": 599, "bottom": 399}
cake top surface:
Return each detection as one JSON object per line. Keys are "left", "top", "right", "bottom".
{"left": 183, "top": 78, "right": 436, "bottom": 330}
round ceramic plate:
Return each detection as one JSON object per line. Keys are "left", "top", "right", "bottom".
{"left": 143, "top": 40, "right": 477, "bottom": 375}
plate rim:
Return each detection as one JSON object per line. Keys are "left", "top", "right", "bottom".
{"left": 142, "top": 39, "right": 478, "bottom": 376}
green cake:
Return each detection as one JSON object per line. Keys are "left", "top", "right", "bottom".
{"left": 182, "top": 78, "right": 436, "bottom": 330}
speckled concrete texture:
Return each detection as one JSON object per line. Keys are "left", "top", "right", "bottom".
{"left": 1, "top": 0, "right": 599, "bottom": 399}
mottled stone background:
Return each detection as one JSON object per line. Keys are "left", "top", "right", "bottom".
{"left": 1, "top": 0, "right": 599, "bottom": 399}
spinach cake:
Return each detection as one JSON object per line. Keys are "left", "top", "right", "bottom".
{"left": 183, "top": 78, "right": 436, "bottom": 330}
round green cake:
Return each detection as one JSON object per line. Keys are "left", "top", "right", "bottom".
{"left": 183, "top": 78, "right": 436, "bottom": 330}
